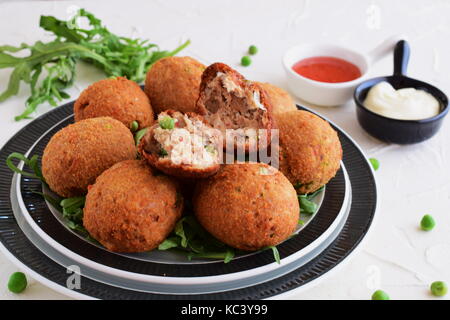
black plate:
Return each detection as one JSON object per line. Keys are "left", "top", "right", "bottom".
{"left": 0, "top": 103, "right": 376, "bottom": 299}
{"left": 16, "top": 116, "right": 345, "bottom": 277}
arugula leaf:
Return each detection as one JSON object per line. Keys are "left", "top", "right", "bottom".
{"left": 0, "top": 8, "right": 190, "bottom": 120}
{"left": 6, "top": 152, "right": 92, "bottom": 239}
{"left": 307, "top": 185, "right": 325, "bottom": 199}
{"left": 40, "top": 9, "right": 190, "bottom": 82}
{"left": 298, "top": 195, "right": 318, "bottom": 215}
{"left": 187, "top": 249, "right": 235, "bottom": 262}
{"left": 297, "top": 185, "right": 324, "bottom": 215}
{"left": 159, "top": 214, "right": 237, "bottom": 264}
{"left": 0, "top": 41, "right": 113, "bottom": 120}
{"left": 174, "top": 217, "right": 189, "bottom": 248}
{"left": 6, "top": 152, "right": 45, "bottom": 182}
{"left": 262, "top": 245, "right": 281, "bottom": 264}
{"left": 271, "top": 246, "right": 280, "bottom": 264}
{"left": 158, "top": 237, "right": 181, "bottom": 250}
{"left": 39, "top": 15, "right": 84, "bottom": 43}
{"left": 134, "top": 127, "right": 148, "bottom": 146}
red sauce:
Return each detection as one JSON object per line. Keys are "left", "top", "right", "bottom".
{"left": 292, "top": 56, "right": 361, "bottom": 83}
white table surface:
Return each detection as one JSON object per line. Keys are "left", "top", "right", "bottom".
{"left": 0, "top": 0, "right": 449, "bottom": 300}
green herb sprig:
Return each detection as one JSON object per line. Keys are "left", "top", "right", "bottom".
{"left": 0, "top": 8, "right": 190, "bottom": 121}
{"left": 298, "top": 185, "right": 324, "bottom": 215}
{"left": 6, "top": 152, "right": 89, "bottom": 237}
{"left": 158, "top": 215, "right": 237, "bottom": 263}
{"left": 6, "top": 152, "right": 45, "bottom": 181}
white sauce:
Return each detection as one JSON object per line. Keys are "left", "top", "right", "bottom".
{"left": 364, "top": 82, "right": 440, "bottom": 120}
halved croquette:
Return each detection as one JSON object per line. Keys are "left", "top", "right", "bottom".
{"left": 196, "top": 63, "right": 276, "bottom": 152}
{"left": 139, "top": 110, "right": 222, "bottom": 178}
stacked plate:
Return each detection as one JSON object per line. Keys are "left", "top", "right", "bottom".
{"left": 0, "top": 103, "right": 377, "bottom": 299}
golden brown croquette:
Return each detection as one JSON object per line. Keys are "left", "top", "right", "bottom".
{"left": 83, "top": 160, "right": 183, "bottom": 253}
{"left": 42, "top": 117, "right": 136, "bottom": 198}
{"left": 74, "top": 77, "right": 154, "bottom": 130}
{"left": 144, "top": 56, "right": 206, "bottom": 114}
{"left": 193, "top": 162, "right": 299, "bottom": 251}
{"left": 255, "top": 82, "right": 297, "bottom": 115}
{"left": 277, "top": 110, "right": 342, "bottom": 194}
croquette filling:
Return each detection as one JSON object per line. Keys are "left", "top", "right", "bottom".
{"left": 151, "top": 113, "right": 221, "bottom": 168}
{"left": 201, "top": 72, "right": 268, "bottom": 138}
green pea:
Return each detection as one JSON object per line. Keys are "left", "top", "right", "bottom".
{"left": 8, "top": 272, "right": 27, "bottom": 293}
{"left": 159, "top": 116, "right": 175, "bottom": 130}
{"left": 371, "top": 289, "right": 390, "bottom": 300}
{"left": 241, "top": 56, "right": 252, "bottom": 67}
{"left": 248, "top": 45, "right": 258, "bottom": 55}
{"left": 431, "top": 281, "right": 447, "bottom": 297}
{"left": 420, "top": 214, "right": 435, "bottom": 231}
{"left": 369, "top": 158, "right": 380, "bottom": 171}
{"left": 159, "top": 148, "right": 168, "bottom": 157}
{"left": 130, "top": 120, "right": 139, "bottom": 132}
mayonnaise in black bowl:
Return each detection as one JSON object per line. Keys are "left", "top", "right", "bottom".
{"left": 354, "top": 40, "right": 449, "bottom": 144}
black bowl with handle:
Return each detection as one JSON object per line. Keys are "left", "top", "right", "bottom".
{"left": 354, "top": 40, "right": 448, "bottom": 144}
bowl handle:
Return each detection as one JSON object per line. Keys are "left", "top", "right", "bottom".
{"left": 393, "top": 40, "right": 410, "bottom": 77}
{"left": 366, "top": 35, "right": 406, "bottom": 65}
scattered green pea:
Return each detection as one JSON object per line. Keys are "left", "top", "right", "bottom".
{"left": 130, "top": 120, "right": 139, "bottom": 132}
{"left": 431, "top": 281, "right": 447, "bottom": 297}
{"left": 159, "top": 116, "right": 175, "bottom": 130}
{"left": 420, "top": 214, "right": 436, "bottom": 231}
{"left": 369, "top": 158, "right": 380, "bottom": 171}
{"left": 8, "top": 272, "right": 27, "bottom": 294}
{"left": 248, "top": 45, "right": 258, "bottom": 55}
{"left": 371, "top": 289, "right": 390, "bottom": 300}
{"left": 241, "top": 56, "right": 252, "bottom": 67}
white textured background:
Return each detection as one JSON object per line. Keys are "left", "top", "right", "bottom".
{"left": 0, "top": 0, "right": 449, "bottom": 300}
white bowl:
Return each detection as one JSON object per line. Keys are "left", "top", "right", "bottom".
{"left": 283, "top": 36, "right": 404, "bottom": 106}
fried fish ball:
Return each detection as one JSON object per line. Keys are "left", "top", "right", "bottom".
{"left": 144, "top": 56, "right": 206, "bottom": 114}
{"left": 83, "top": 160, "right": 183, "bottom": 253}
{"left": 194, "top": 162, "right": 299, "bottom": 251}
{"left": 74, "top": 77, "right": 154, "bottom": 130}
{"left": 277, "top": 110, "right": 342, "bottom": 194}
{"left": 42, "top": 117, "right": 136, "bottom": 197}
{"left": 255, "top": 82, "right": 297, "bottom": 115}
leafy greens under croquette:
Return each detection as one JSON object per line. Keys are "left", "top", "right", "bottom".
{"left": 6, "top": 152, "right": 323, "bottom": 264}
